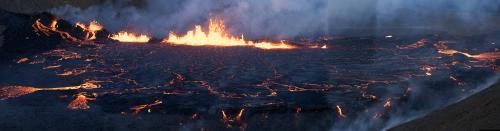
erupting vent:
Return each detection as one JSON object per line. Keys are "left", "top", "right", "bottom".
{"left": 164, "top": 18, "right": 296, "bottom": 50}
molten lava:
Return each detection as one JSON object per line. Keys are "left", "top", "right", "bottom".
{"left": 67, "top": 94, "right": 96, "bottom": 110}
{"left": 76, "top": 21, "right": 103, "bottom": 40}
{"left": 129, "top": 100, "right": 162, "bottom": 114}
{"left": 109, "top": 31, "right": 151, "bottom": 43}
{"left": 0, "top": 82, "right": 100, "bottom": 100}
{"left": 221, "top": 109, "right": 245, "bottom": 128}
{"left": 33, "top": 19, "right": 81, "bottom": 43}
{"left": 397, "top": 39, "right": 426, "bottom": 49}
{"left": 16, "top": 57, "right": 29, "bottom": 64}
{"left": 336, "top": 105, "right": 346, "bottom": 118}
{"left": 0, "top": 86, "right": 41, "bottom": 100}
{"left": 164, "top": 18, "right": 295, "bottom": 50}
{"left": 435, "top": 42, "right": 500, "bottom": 60}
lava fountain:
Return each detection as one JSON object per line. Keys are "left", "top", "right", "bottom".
{"left": 163, "top": 18, "right": 296, "bottom": 50}
{"left": 75, "top": 21, "right": 103, "bottom": 40}
{"left": 109, "top": 31, "right": 151, "bottom": 43}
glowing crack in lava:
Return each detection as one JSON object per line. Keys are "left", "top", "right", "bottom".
{"left": 109, "top": 31, "right": 151, "bottom": 43}
{"left": 435, "top": 42, "right": 500, "bottom": 60}
{"left": 129, "top": 100, "right": 163, "bottom": 114}
{"left": 163, "top": 18, "right": 296, "bottom": 50}
{"left": 75, "top": 21, "right": 103, "bottom": 40}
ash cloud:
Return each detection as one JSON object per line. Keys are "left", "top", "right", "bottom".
{"left": 51, "top": 0, "right": 500, "bottom": 39}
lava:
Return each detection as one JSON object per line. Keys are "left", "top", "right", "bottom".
{"left": 384, "top": 99, "right": 392, "bottom": 109}
{"left": 336, "top": 105, "right": 346, "bottom": 118}
{"left": 221, "top": 109, "right": 245, "bottom": 128}
{"left": 67, "top": 93, "right": 96, "bottom": 110}
{"left": 57, "top": 69, "right": 87, "bottom": 76}
{"left": 16, "top": 57, "right": 29, "bottom": 64}
{"left": 0, "top": 82, "right": 101, "bottom": 100}
{"left": 43, "top": 49, "right": 81, "bottom": 61}
{"left": 419, "top": 65, "right": 434, "bottom": 76}
{"left": 109, "top": 31, "right": 151, "bottom": 43}
{"left": 129, "top": 100, "right": 162, "bottom": 114}
{"left": 75, "top": 21, "right": 103, "bottom": 40}
{"left": 397, "top": 39, "right": 426, "bottom": 49}
{"left": 32, "top": 19, "right": 81, "bottom": 43}
{"left": 435, "top": 42, "right": 500, "bottom": 61}
{"left": 0, "top": 86, "right": 41, "bottom": 100}
{"left": 163, "top": 18, "right": 295, "bottom": 50}
{"left": 468, "top": 52, "right": 500, "bottom": 60}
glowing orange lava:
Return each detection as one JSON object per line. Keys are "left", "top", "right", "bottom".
{"left": 0, "top": 82, "right": 100, "bottom": 100}
{"left": 130, "top": 100, "right": 162, "bottom": 114}
{"left": 0, "top": 86, "right": 40, "bottom": 100}
{"left": 435, "top": 42, "right": 500, "bottom": 60}
{"left": 397, "top": 39, "right": 426, "bottom": 49}
{"left": 67, "top": 94, "right": 96, "bottom": 110}
{"left": 109, "top": 31, "right": 151, "bottom": 43}
{"left": 16, "top": 57, "right": 29, "bottom": 64}
{"left": 336, "top": 105, "right": 346, "bottom": 118}
{"left": 163, "top": 18, "right": 295, "bottom": 50}
{"left": 76, "top": 21, "right": 103, "bottom": 40}
{"left": 221, "top": 108, "right": 245, "bottom": 127}
{"left": 33, "top": 19, "right": 81, "bottom": 43}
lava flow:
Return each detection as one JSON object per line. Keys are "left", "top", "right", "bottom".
{"left": 109, "top": 31, "right": 151, "bottom": 43}
{"left": 129, "top": 100, "right": 163, "bottom": 114}
{"left": 0, "top": 82, "right": 100, "bottom": 100}
{"left": 163, "top": 18, "right": 296, "bottom": 50}
{"left": 32, "top": 19, "right": 81, "bottom": 43}
{"left": 435, "top": 42, "right": 500, "bottom": 60}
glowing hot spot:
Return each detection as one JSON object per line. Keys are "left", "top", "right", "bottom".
{"left": 109, "top": 32, "right": 151, "bottom": 43}
{"left": 76, "top": 21, "right": 103, "bottom": 40}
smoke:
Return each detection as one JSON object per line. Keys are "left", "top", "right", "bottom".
{"left": 51, "top": 0, "right": 500, "bottom": 39}
{"left": 0, "top": 25, "right": 4, "bottom": 48}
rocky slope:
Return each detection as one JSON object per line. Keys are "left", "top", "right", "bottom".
{"left": 390, "top": 80, "right": 500, "bottom": 131}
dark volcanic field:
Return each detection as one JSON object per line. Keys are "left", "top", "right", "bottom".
{"left": 390, "top": 80, "right": 500, "bottom": 131}
{"left": 0, "top": 11, "right": 500, "bottom": 131}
